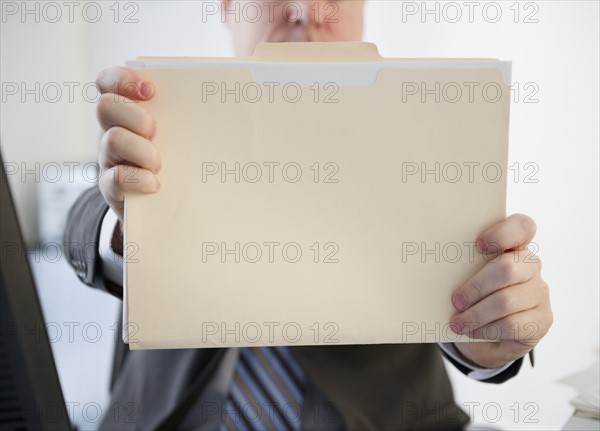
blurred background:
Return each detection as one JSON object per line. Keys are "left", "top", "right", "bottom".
{"left": 1, "top": 1, "right": 598, "bottom": 429}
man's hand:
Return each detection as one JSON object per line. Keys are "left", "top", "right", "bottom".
{"left": 450, "top": 214, "right": 553, "bottom": 368}
{"left": 96, "top": 67, "right": 162, "bottom": 222}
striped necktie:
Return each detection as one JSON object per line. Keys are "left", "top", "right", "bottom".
{"left": 220, "top": 346, "right": 306, "bottom": 431}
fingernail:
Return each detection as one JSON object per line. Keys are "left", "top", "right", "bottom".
{"left": 453, "top": 292, "right": 468, "bottom": 311}
{"left": 477, "top": 238, "right": 488, "bottom": 253}
{"left": 140, "top": 82, "right": 154, "bottom": 99}
{"left": 451, "top": 317, "right": 465, "bottom": 334}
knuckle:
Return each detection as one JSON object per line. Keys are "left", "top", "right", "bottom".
{"left": 97, "top": 66, "right": 133, "bottom": 93}
{"left": 528, "top": 253, "right": 542, "bottom": 271}
{"left": 129, "top": 107, "right": 153, "bottom": 138}
{"left": 103, "top": 127, "right": 123, "bottom": 154}
{"left": 497, "top": 254, "right": 518, "bottom": 284}
{"left": 519, "top": 214, "right": 537, "bottom": 237}
{"left": 99, "top": 170, "right": 111, "bottom": 192}
{"left": 136, "top": 169, "right": 159, "bottom": 192}
{"left": 100, "top": 167, "right": 122, "bottom": 193}
{"left": 497, "top": 319, "right": 511, "bottom": 340}
{"left": 98, "top": 92, "right": 114, "bottom": 107}
{"left": 97, "top": 93, "right": 116, "bottom": 118}
{"left": 483, "top": 321, "right": 502, "bottom": 340}
{"left": 115, "top": 167, "right": 130, "bottom": 186}
{"left": 118, "top": 165, "right": 139, "bottom": 185}
{"left": 98, "top": 146, "right": 108, "bottom": 170}
{"left": 496, "top": 290, "right": 515, "bottom": 316}
{"left": 142, "top": 177, "right": 157, "bottom": 193}
{"left": 485, "top": 239, "right": 503, "bottom": 255}
{"left": 467, "top": 279, "right": 484, "bottom": 300}
{"left": 470, "top": 310, "right": 485, "bottom": 329}
{"left": 117, "top": 166, "right": 156, "bottom": 192}
{"left": 95, "top": 68, "right": 113, "bottom": 90}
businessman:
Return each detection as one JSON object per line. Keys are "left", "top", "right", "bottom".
{"left": 64, "top": 1, "right": 553, "bottom": 429}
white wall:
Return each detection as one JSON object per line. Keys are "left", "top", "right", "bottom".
{"left": 1, "top": 9, "right": 93, "bottom": 242}
{"left": 1, "top": 1, "right": 598, "bottom": 429}
{"left": 1, "top": 1, "right": 232, "bottom": 243}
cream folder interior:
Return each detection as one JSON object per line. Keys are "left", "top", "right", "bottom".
{"left": 123, "top": 42, "right": 511, "bottom": 349}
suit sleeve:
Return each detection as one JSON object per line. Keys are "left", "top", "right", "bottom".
{"left": 63, "top": 185, "right": 123, "bottom": 300}
{"left": 439, "top": 348, "right": 524, "bottom": 383}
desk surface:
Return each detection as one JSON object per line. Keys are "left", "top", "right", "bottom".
{"left": 562, "top": 414, "right": 599, "bottom": 430}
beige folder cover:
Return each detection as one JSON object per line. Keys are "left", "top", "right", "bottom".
{"left": 124, "top": 42, "right": 510, "bottom": 350}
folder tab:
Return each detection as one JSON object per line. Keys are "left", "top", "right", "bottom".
{"left": 252, "top": 41, "right": 383, "bottom": 61}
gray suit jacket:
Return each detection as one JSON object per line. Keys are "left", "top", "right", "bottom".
{"left": 64, "top": 186, "right": 523, "bottom": 430}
